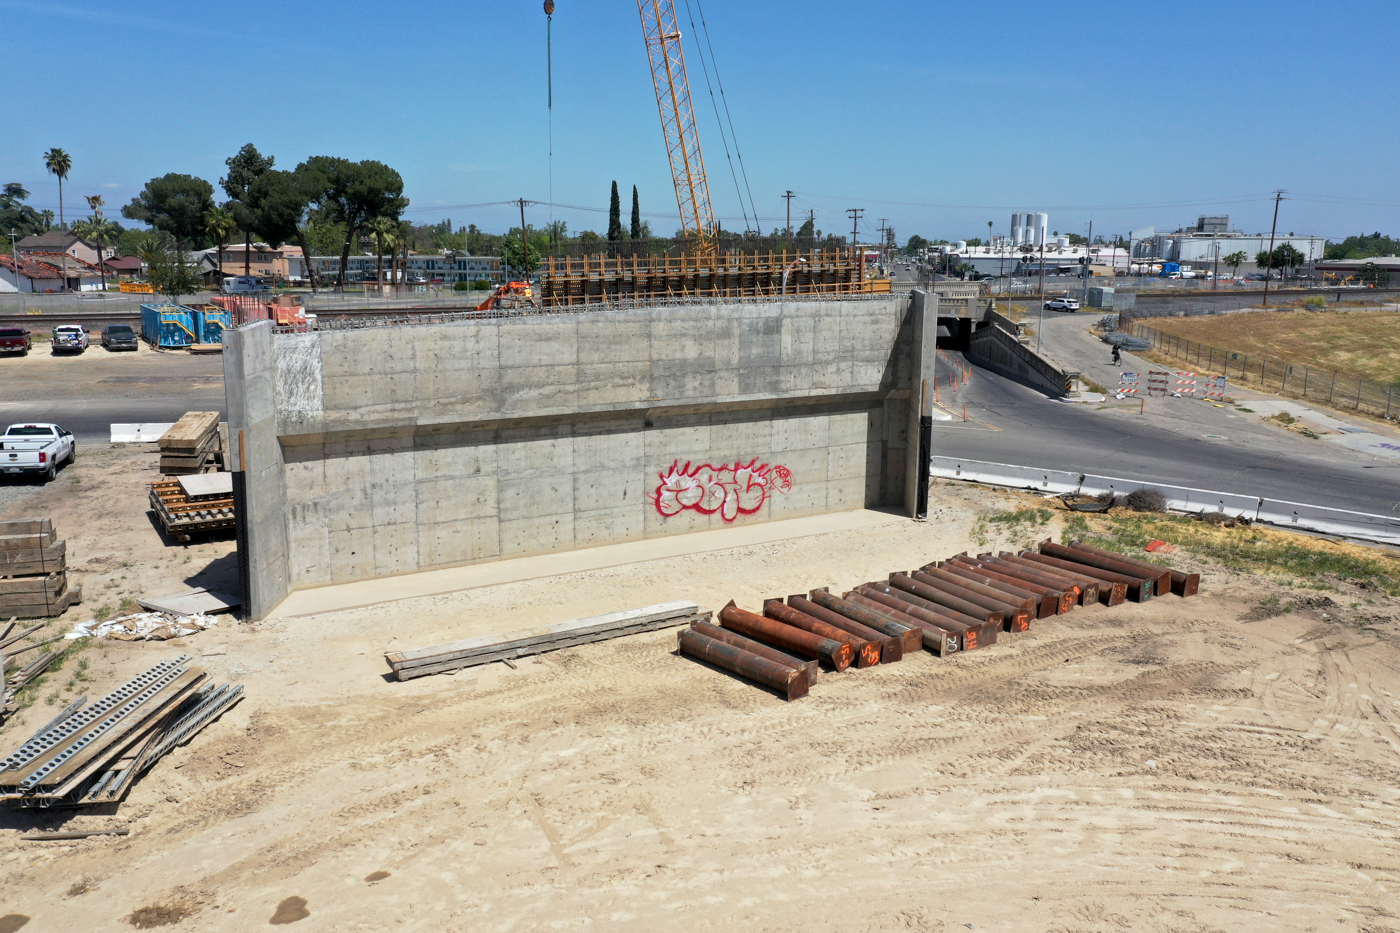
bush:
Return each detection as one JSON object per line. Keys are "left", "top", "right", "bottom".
{"left": 1303, "top": 295, "right": 1326, "bottom": 309}
{"left": 472, "top": 278, "right": 493, "bottom": 290}
{"left": 453, "top": 281, "right": 471, "bottom": 291}
{"left": 1126, "top": 488, "right": 1167, "bottom": 512}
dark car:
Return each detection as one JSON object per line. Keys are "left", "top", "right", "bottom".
{"left": 0, "top": 328, "right": 30, "bottom": 356}
{"left": 101, "top": 324, "right": 139, "bottom": 351}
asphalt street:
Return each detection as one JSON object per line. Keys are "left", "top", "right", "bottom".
{"left": 0, "top": 396, "right": 227, "bottom": 446}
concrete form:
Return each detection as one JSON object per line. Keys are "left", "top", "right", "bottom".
{"left": 226, "top": 293, "right": 936, "bottom": 619}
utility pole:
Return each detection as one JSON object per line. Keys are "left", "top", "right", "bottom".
{"left": 847, "top": 208, "right": 864, "bottom": 258}
{"left": 517, "top": 198, "right": 532, "bottom": 282}
{"left": 1261, "top": 189, "right": 1285, "bottom": 307}
{"left": 1213, "top": 240, "right": 1220, "bottom": 292}
{"left": 1081, "top": 220, "right": 1093, "bottom": 304}
{"left": 782, "top": 191, "right": 795, "bottom": 238}
{"left": 1036, "top": 226, "right": 1047, "bottom": 355}
{"left": 876, "top": 218, "right": 888, "bottom": 265}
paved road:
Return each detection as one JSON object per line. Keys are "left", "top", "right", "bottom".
{"left": 932, "top": 311, "right": 1400, "bottom": 516}
{"left": 0, "top": 395, "right": 227, "bottom": 446}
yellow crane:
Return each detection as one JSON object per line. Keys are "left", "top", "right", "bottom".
{"left": 637, "top": 0, "right": 717, "bottom": 258}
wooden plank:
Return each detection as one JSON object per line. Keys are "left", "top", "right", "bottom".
{"left": 387, "top": 601, "right": 700, "bottom": 667}
{"left": 395, "top": 611, "right": 710, "bottom": 680}
{"left": 136, "top": 588, "right": 239, "bottom": 615}
{"left": 158, "top": 412, "right": 220, "bottom": 450}
{"left": 176, "top": 473, "right": 233, "bottom": 498}
{"left": 0, "top": 572, "right": 66, "bottom": 597}
{"left": 0, "top": 540, "right": 66, "bottom": 568}
{"left": 0, "top": 528, "right": 57, "bottom": 551}
{"left": 0, "top": 519, "right": 53, "bottom": 537}
{"left": 0, "top": 585, "right": 82, "bottom": 619}
{"left": 22, "top": 828, "right": 130, "bottom": 840}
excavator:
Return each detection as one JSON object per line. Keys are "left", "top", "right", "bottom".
{"left": 475, "top": 281, "right": 535, "bottom": 312}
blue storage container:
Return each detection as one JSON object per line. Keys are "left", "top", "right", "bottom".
{"left": 193, "top": 307, "right": 233, "bottom": 344}
{"left": 140, "top": 304, "right": 196, "bottom": 348}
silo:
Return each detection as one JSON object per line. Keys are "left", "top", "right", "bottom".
{"left": 1034, "top": 213, "right": 1049, "bottom": 247}
{"left": 1011, "top": 213, "right": 1024, "bottom": 247}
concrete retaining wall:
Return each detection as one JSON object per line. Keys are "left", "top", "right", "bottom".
{"left": 227, "top": 294, "right": 935, "bottom": 618}
{"left": 966, "top": 323, "right": 1067, "bottom": 397}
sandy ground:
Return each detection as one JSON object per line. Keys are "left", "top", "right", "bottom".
{"left": 0, "top": 341, "right": 223, "bottom": 403}
{"left": 0, "top": 464, "right": 1399, "bottom": 931}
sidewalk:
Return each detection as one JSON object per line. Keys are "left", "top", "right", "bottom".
{"left": 272, "top": 508, "right": 907, "bottom": 618}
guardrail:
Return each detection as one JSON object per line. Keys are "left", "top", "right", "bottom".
{"left": 929, "top": 456, "right": 1400, "bottom": 546}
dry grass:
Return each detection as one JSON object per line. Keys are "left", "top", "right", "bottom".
{"left": 1149, "top": 310, "right": 1400, "bottom": 386}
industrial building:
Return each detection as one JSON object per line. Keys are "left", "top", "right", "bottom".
{"left": 1131, "top": 216, "right": 1327, "bottom": 266}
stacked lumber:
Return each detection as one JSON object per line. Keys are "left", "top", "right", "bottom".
{"left": 2, "top": 620, "right": 65, "bottom": 721}
{"left": 0, "top": 519, "right": 81, "bottom": 619}
{"left": 157, "top": 411, "right": 221, "bottom": 474}
{"left": 149, "top": 473, "right": 235, "bottom": 542}
{"left": 678, "top": 542, "right": 1197, "bottom": 700}
{"left": 387, "top": 601, "right": 707, "bottom": 680}
{"left": 0, "top": 654, "right": 242, "bottom": 807}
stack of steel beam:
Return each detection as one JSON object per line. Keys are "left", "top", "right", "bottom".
{"left": 680, "top": 542, "right": 1196, "bottom": 699}
{"left": 0, "top": 655, "right": 242, "bottom": 808}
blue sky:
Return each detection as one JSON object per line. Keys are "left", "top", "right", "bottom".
{"left": 3, "top": 0, "right": 1396, "bottom": 245}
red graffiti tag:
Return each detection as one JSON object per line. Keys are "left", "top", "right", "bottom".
{"left": 654, "top": 459, "right": 792, "bottom": 522}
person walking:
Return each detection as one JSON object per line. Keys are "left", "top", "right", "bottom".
{"left": 1111, "top": 344, "right": 1122, "bottom": 367}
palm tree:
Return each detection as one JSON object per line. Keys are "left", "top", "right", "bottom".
{"left": 203, "top": 206, "right": 238, "bottom": 288}
{"left": 365, "top": 216, "right": 396, "bottom": 292}
{"left": 40, "top": 210, "right": 54, "bottom": 230}
{"left": 72, "top": 216, "right": 120, "bottom": 290}
{"left": 84, "top": 193, "right": 104, "bottom": 216}
{"left": 43, "top": 148, "right": 72, "bottom": 227}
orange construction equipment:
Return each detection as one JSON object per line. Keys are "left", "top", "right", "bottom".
{"left": 476, "top": 281, "right": 535, "bottom": 312}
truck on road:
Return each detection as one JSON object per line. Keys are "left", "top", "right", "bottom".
{"left": 0, "top": 423, "right": 76, "bottom": 482}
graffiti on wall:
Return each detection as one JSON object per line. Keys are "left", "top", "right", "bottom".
{"left": 654, "top": 459, "right": 793, "bottom": 522}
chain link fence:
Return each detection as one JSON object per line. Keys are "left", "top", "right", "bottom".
{"left": 1128, "top": 320, "right": 1399, "bottom": 421}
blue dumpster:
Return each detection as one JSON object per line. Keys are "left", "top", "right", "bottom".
{"left": 193, "top": 307, "right": 233, "bottom": 344}
{"left": 140, "top": 304, "right": 196, "bottom": 348}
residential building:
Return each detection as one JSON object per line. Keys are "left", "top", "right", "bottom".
{"left": 0, "top": 252, "right": 106, "bottom": 292}
{"left": 16, "top": 230, "right": 113, "bottom": 265}
{"left": 309, "top": 253, "right": 505, "bottom": 284}
{"left": 102, "top": 256, "right": 144, "bottom": 278}
{"left": 194, "top": 243, "right": 308, "bottom": 285}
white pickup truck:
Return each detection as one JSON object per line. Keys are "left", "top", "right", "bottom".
{"left": 0, "top": 423, "right": 76, "bottom": 481}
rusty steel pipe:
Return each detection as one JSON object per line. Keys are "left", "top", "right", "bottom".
{"left": 1041, "top": 540, "right": 1169, "bottom": 598}
{"left": 719, "top": 602, "right": 854, "bottom": 671}
{"left": 807, "top": 589, "right": 923, "bottom": 654}
{"left": 996, "top": 552, "right": 1116, "bottom": 606}
{"left": 938, "top": 559, "right": 1059, "bottom": 619}
{"left": 976, "top": 553, "right": 1088, "bottom": 607}
{"left": 688, "top": 621, "right": 818, "bottom": 686}
{"left": 1024, "top": 549, "right": 1154, "bottom": 603}
{"left": 787, "top": 595, "right": 902, "bottom": 663}
{"left": 911, "top": 570, "right": 1033, "bottom": 632}
{"left": 678, "top": 629, "right": 808, "bottom": 701}
{"left": 844, "top": 591, "right": 957, "bottom": 656}
{"left": 860, "top": 583, "right": 996, "bottom": 650}
{"left": 1068, "top": 540, "right": 1198, "bottom": 597}
{"left": 949, "top": 554, "right": 1073, "bottom": 616}
{"left": 764, "top": 599, "right": 880, "bottom": 668}
{"left": 888, "top": 572, "right": 1002, "bottom": 626}
{"left": 1015, "top": 551, "right": 1143, "bottom": 603}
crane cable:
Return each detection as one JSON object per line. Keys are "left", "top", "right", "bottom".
{"left": 681, "top": 0, "right": 754, "bottom": 235}
{"left": 692, "top": 0, "right": 760, "bottom": 234}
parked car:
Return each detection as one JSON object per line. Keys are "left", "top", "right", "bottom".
{"left": 50, "top": 325, "right": 89, "bottom": 354}
{"left": 0, "top": 423, "right": 76, "bottom": 482}
{"left": 1044, "top": 297, "right": 1081, "bottom": 311}
{"left": 222, "top": 275, "right": 268, "bottom": 294}
{"left": 100, "top": 324, "right": 139, "bottom": 351}
{"left": 0, "top": 327, "right": 31, "bottom": 356}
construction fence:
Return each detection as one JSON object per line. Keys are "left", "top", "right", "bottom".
{"left": 1128, "top": 319, "right": 1400, "bottom": 420}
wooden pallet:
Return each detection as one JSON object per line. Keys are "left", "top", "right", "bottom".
{"left": 0, "top": 582, "right": 82, "bottom": 619}
{"left": 149, "top": 482, "right": 235, "bottom": 540}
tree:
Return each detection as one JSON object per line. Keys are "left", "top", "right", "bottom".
{"left": 203, "top": 205, "right": 237, "bottom": 285}
{"left": 630, "top": 185, "right": 642, "bottom": 240}
{"left": 122, "top": 174, "right": 216, "bottom": 250}
{"left": 71, "top": 215, "right": 120, "bottom": 290}
{"left": 43, "top": 148, "right": 72, "bottom": 227}
{"left": 40, "top": 210, "right": 54, "bottom": 230}
{"left": 1358, "top": 262, "right": 1391, "bottom": 287}
{"left": 246, "top": 167, "right": 318, "bottom": 288}
{"left": 365, "top": 215, "right": 396, "bottom": 287}
{"left": 146, "top": 247, "right": 202, "bottom": 305}
{"left": 299, "top": 156, "right": 408, "bottom": 288}
{"left": 1256, "top": 243, "right": 1306, "bottom": 279}
{"left": 607, "top": 181, "right": 624, "bottom": 242}
{"left": 0, "top": 183, "right": 45, "bottom": 238}
{"left": 905, "top": 234, "right": 929, "bottom": 254}
{"left": 1324, "top": 232, "right": 1400, "bottom": 261}
{"left": 500, "top": 234, "right": 540, "bottom": 276}
{"left": 221, "top": 144, "right": 275, "bottom": 275}
{"left": 1222, "top": 250, "right": 1247, "bottom": 277}
{"left": 796, "top": 216, "right": 816, "bottom": 242}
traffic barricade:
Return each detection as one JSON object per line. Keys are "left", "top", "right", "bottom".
{"left": 1147, "top": 371, "right": 1171, "bottom": 396}
{"left": 1116, "top": 372, "right": 1140, "bottom": 398}
{"left": 1204, "top": 375, "right": 1228, "bottom": 401}
{"left": 1173, "top": 372, "right": 1197, "bottom": 397}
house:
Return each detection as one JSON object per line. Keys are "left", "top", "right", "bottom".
{"left": 103, "top": 256, "right": 144, "bottom": 279}
{"left": 16, "top": 230, "right": 113, "bottom": 266}
{"left": 0, "top": 252, "right": 107, "bottom": 293}
{"left": 309, "top": 252, "right": 505, "bottom": 284}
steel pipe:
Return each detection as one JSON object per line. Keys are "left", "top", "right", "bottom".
{"left": 1021, "top": 550, "right": 1153, "bottom": 603}
{"left": 888, "top": 572, "right": 1002, "bottom": 626}
{"left": 1041, "top": 541, "right": 1168, "bottom": 598}
{"left": 719, "top": 602, "right": 854, "bottom": 671}
{"left": 787, "top": 595, "right": 902, "bottom": 663}
{"left": 997, "top": 552, "right": 1118, "bottom": 605}
{"left": 764, "top": 599, "right": 879, "bottom": 668}
{"left": 859, "top": 583, "right": 996, "bottom": 650}
{"left": 844, "top": 591, "right": 957, "bottom": 655}
{"left": 938, "top": 559, "right": 1059, "bottom": 619}
{"left": 976, "top": 553, "right": 1090, "bottom": 607}
{"left": 678, "top": 630, "right": 809, "bottom": 701}
{"left": 1068, "top": 540, "right": 1198, "bottom": 597}
{"left": 807, "top": 589, "right": 923, "bottom": 653}
{"left": 688, "top": 621, "right": 818, "bottom": 686}
{"left": 911, "top": 570, "right": 1033, "bottom": 632}
{"left": 949, "top": 554, "right": 1073, "bottom": 615}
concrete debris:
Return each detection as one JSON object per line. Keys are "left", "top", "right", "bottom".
{"left": 66, "top": 612, "right": 219, "bottom": 642}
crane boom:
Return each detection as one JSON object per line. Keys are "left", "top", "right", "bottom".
{"left": 638, "top": 0, "right": 716, "bottom": 257}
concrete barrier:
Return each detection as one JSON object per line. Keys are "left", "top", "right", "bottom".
{"left": 110, "top": 423, "right": 175, "bottom": 444}
{"left": 965, "top": 324, "right": 1067, "bottom": 398}
{"left": 929, "top": 455, "right": 1400, "bottom": 545}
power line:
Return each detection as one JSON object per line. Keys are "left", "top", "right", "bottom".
{"left": 692, "top": 0, "right": 760, "bottom": 232}
{"left": 681, "top": 0, "right": 752, "bottom": 234}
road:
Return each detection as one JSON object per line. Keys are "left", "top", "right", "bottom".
{"left": 0, "top": 395, "right": 228, "bottom": 445}
{"left": 930, "top": 307, "right": 1400, "bottom": 517}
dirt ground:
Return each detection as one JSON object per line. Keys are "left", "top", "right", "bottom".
{"left": 1, "top": 460, "right": 1399, "bottom": 931}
